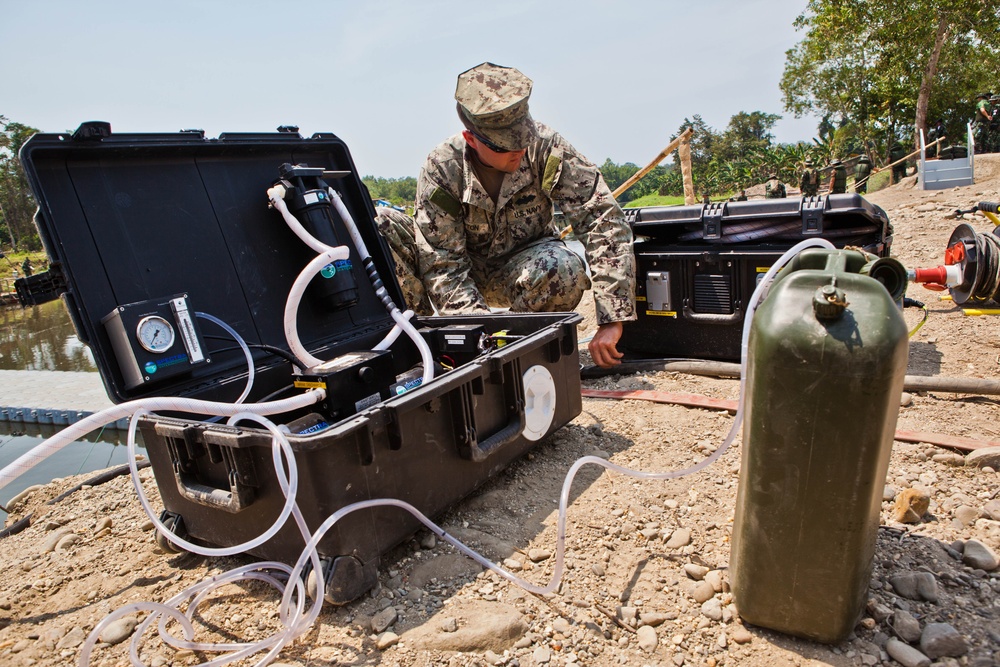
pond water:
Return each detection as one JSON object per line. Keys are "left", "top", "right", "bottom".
{"left": 0, "top": 302, "right": 140, "bottom": 511}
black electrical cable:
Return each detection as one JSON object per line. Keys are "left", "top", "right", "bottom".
{"left": 0, "top": 460, "right": 151, "bottom": 538}
{"left": 203, "top": 335, "right": 304, "bottom": 371}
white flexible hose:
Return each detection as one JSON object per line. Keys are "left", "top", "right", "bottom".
{"left": 267, "top": 186, "right": 329, "bottom": 256}
{"left": 80, "top": 411, "right": 324, "bottom": 667}
{"left": 196, "top": 311, "right": 254, "bottom": 405}
{"left": 373, "top": 309, "right": 414, "bottom": 351}
{"left": 328, "top": 188, "right": 434, "bottom": 384}
{"left": 0, "top": 390, "right": 324, "bottom": 493}
{"left": 282, "top": 248, "right": 349, "bottom": 369}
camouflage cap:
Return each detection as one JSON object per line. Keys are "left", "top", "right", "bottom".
{"left": 977, "top": 92, "right": 992, "bottom": 99}
{"left": 858, "top": 155, "right": 871, "bottom": 162}
{"left": 455, "top": 62, "right": 538, "bottom": 151}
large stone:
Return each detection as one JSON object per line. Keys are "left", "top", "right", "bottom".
{"left": 891, "top": 610, "right": 922, "bottom": 643}
{"left": 966, "top": 446, "right": 1000, "bottom": 470}
{"left": 886, "top": 638, "right": 931, "bottom": 667}
{"left": 99, "top": 617, "right": 138, "bottom": 645}
{"left": 400, "top": 601, "right": 527, "bottom": 652}
{"left": 665, "top": 527, "right": 692, "bottom": 549}
{"left": 892, "top": 489, "right": 930, "bottom": 523}
{"left": 371, "top": 607, "right": 398, "bottom": 634}
{"left": 961, "top": 540, "right": 999, "bottom": 571}
{"left": 919, "top": 622, "right": 968, "bottom": 659}
{"left": 983, "top": 499, "right": 1000, "bottom": 522}
{"left": 42, "top": 529, "right": 73, "bottom": 554}
{"left": 637, "top": 625, "right": 657, "bottom": 652}
{"left": 889, "top": 572, "right": 938, "bottom": 602}
{"left": 56, "top": 626, "right": 86, "bottom": 650}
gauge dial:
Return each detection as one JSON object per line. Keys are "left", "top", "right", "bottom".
{"left": 136, "top": 315, "right": 175, "bottom": 353}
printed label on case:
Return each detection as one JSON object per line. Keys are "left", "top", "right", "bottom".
{"left": 645, "top": 310, "right": 678, "bottom": 317}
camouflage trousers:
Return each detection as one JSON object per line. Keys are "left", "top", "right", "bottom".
{"left": 375, "top": 209, "right": 590, "bottom": 316}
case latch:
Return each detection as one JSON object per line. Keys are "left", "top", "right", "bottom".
{"left": 701, "top": 202, "right": 727, "bottom": 240}
{"left": 71, "top": 121, "right": 112, "bottom": 141}
{"left": 800, "top": 196, "right": 828, "bottom": 235}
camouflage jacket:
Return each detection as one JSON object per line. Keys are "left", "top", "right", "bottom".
{"left": 413, "top": 123, "right": 636, "bottom": 324}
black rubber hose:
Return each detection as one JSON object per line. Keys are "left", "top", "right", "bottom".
{"left": 582, "top": 359, "right": 1000, "bottom": 396}
{"left": 979, "top": 202, "right": 999, "bottom": 214}
{"left": 0, "top": 460, "right": 151, "bottom": 539}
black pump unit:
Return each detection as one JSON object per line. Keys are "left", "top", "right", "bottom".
{"left": 275, "top": 163, "right": 359, "bottom": 309}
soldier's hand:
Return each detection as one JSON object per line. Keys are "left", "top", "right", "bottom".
{"left": 589, "top": 322, "right": 624, "bottom": 368}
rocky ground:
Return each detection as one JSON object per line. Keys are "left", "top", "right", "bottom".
{"left": 1, "top": 156, "right": 999, "bottom": 667}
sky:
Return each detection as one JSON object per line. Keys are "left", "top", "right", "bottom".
{"left": 3, "top": 0, "right": 820, "bottom": 178}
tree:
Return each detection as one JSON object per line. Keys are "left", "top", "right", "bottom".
{"left": 713, "top": 111, "right": 782, "bottom": 165}
{"left": 362, "top": 175, "right": 417, "bottom": 208}
{"left": 0, "top": 116, "right": 40, "bottom": 251}
{"left": 781, "top": 0, "right": 1000, "bottom": 152}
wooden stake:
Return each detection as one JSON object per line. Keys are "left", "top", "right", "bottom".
{"left": 611, "top": 128, "right": 694, "bottom": 200}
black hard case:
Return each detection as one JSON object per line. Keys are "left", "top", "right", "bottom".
{"left": 621, "top": 195, "right": 892, "bottom": 361}
{"left": 20, "top": 125, "right": 581, "bottom": 600}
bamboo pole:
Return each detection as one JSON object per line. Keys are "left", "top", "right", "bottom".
{"left": 611, "top": 127, "right": 694, "bottom": 200}
{"left": 679, "top": 135, "right": 695, "bottom": 205}
{"left": 854, "top": 138, "right": 944, "bottom": 190}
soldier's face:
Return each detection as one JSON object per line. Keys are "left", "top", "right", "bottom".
{"left": 463, "top": 131, "right": 526, "bottom": 173}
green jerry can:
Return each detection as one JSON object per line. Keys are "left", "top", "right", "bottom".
{"left": 729, "top": 248, "right": 909, "bottom": 643}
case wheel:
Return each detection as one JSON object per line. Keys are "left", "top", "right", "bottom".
{"left": 155, "top": 511, "right": 187, "bottom": 554}
{"left": 306, "top": 555, "right": 378, "bottom": 606}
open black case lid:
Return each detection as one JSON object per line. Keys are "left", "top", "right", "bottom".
{"left": 19, "top": 122, "right": 404, "bottom": 404}
{"left": 625, "top": 194, "right": 892, "bottom": 248}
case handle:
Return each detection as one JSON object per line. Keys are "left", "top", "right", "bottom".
{"left": 173, "top": 471, "right": 255, "bottom": 513}
{"left": 681, "top": 304, "right": 744, "bottom": 324}
{"left": 454, "top": 358, "right": 526, "bottom": 462}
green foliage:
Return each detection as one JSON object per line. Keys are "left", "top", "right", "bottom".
{"left": 780, "top": 0, "right": 1000, "bottom": 152}
{"left": 622, "top": 193, "right": 687, "bottom": 208}
{"left": 361, "top": 175, "right": 417, "bottom": 208}
{"left": 0, "top": 116, "right": 41, "bottom": 252}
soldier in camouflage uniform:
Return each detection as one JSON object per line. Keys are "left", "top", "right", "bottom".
{"left": 764, "top": 174, "right": 786, "bottom": 199}
{"left": 973, "top": 93, "right": 993, "bottom": 154}
{"left": 376, "top": 62, "right": 635, "bottom": 367}
{"left": 799, "top": 160, "right": 820, "bottom": 197}
{"left": 828, "top": 159, "right": 848, "bottom": 194}
{"left": 853, "top": 155, "right": 872, "bottom": 194}
{"left": 988, "top": 95, "right": 1000, "bottom": 154}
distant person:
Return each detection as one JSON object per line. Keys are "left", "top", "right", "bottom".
{"left": 21, "top": 257, "right": 32, "bottom": 277}
{"left": 764, "top": 174, "right": 786, "bottom": 199}
{"left": 799, "top": 159, "right": 820, "bottom": 197}
{"left": 989, "top": 95, "right": 1000, "bottom": 154}
{"left": 853, "top": 155, "right": 872, "bottom": 194}
{"left": 702, "top": 193, "right": 711, "bottom": 204}
{"left": 828, "top": 160, "right": 848, "bottom": 194}
{"left": 375, "top": 62, "right": 635, "bottom": 368}
{"left": 973, "top": 93, "right": 993, "bottom": 154}
{"left": 735, "top": 189, "right": 748, "bottom": 201}
{"left": 889, "top": 142, "right": 907, "bottom": 183}
{"left": 927, "top": 119, "right": 946, "bottom": 158}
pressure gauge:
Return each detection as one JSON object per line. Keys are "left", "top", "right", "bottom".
{"left": 136, "top": 315, "right": 175, "bottom": 353}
